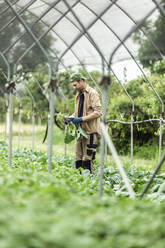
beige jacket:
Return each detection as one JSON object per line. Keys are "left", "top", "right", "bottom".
{"left": 73, "top": 84, "right": 102, "bottom": 137}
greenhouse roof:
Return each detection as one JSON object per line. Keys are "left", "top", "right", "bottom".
{"left": 0, "top": 0, "right": 163, "bottom": 72}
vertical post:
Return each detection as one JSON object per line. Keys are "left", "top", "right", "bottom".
{"left": 104, "top": 125, "right": 108, "bottom": 162}
{"left": 64, "top": 124, "right": 67, "bottom": 157}
{"left": 8, "top": 82, "right": 15, "bottom": 167}
{"left": 18, "top": 102, "right": 22, "bottom": 148}
{"left": 0, "top": 53, "right": 11, "bottom": 142}
{"left": 32, "top": 107, "right": 36, "bottom": 151}
{"left": 101, "top": 123, "right": 135, "bottom": 198}
{"left": 48, "top": 78, "right": 56, "bottom": 173}
{"left": 159, "top": 112, "right": 163, "bottom": 162}
{"left": 4, "top": 93, "right": 9, "bottom": 141}
{"left": 99, "top": 75, "right": 111, "bottom": 197}
{"left": 130, "top": 111, "right": 134, "bottom": 169}
{"left": 99, "top": 134, "right": 105, "bottom": 197}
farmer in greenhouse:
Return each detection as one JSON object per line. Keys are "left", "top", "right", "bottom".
{"left": 65, "top": 72, "right": 102, "bottom": 175}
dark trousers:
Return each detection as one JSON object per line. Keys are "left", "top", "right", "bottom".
{"left": 75, "top": 133, "right": 98, "bottom": 175}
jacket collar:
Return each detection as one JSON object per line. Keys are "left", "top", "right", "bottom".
{"left": 76, "top": 84, "right": 90, "bottom": 99}
{"left": 84, "top": 84, "right": 90, "bottom": 93}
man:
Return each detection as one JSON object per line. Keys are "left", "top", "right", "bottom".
{"left": 68, "top": 72, "right": 102, "bottom": 175}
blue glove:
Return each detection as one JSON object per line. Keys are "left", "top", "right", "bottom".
{"left": 72, "top": 117, "right": 83, "bottom": 124}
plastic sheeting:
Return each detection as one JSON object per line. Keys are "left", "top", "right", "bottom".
{"left": 0, "top": 0, "right": 162, "bottom": 73}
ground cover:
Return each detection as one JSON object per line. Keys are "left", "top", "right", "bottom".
{"left": 0, "top": 140, "right": 165, "bottom": 247}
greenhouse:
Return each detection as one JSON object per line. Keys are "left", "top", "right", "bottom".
{"left": 0, "top": 0, "right": 165, "bottom": 247}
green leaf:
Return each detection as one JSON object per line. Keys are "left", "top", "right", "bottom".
{"left": 64, "top": 125, "right": 75, "bottom": 144}
{"left": 77, "top": 125, "right": 88, "bottom": 139}
{"left": 64, "top": 133, "right": 75, "bottom": 144}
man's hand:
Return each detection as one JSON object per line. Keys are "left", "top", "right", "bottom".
{"left": 72, "top": 117, "right": 83, "bottom": 124}
{"left": 64, "top": 116, "right": 74, "bottom": 124}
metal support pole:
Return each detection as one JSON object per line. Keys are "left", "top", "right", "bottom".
{"left": 0, "top": 52, "right": 11, "bottom": 166}
{"left": 130, "top": 112, "right": 134, "bottom": 169}
{"left": 18, "top": 102, "right": 22, "bottom": 148}
{"left": 99, "top": 75, "right": 110, "bottom": 197}
{"left": 101, "top": 122, "right": 135, "bottom": 199}
{"left": 32, "top": 108, "right": 35, "bottom": 151}
{"left": 140, "top": 150, "right": 165, "bottom": 198}
{"left": 104, "top": 125, "right": 108, "bottom": 163}
{"left": 64, "top": 124, "right": 67, "bottom": 157}
{"left": 159, "top": 112, "right": 163, "bottom": 162}
{"left": 48, "top": 78, "right": 56, "bottom": 173}
{"left": 99, "top": 133, "right": 105, "bottom": 197}
{"left": 4, "top": 93, "right": 9, "bottom": 141}
{"left": 8, "top": 90, "right": 14, "bottom": 167}
{"left": 4, "top": 0, "right": 51, "bottom": 63}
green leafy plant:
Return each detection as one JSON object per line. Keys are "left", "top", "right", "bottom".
{"left": 0, "top": 142, "right": 165, "bottom": 247}
{"left": 64, "top": 124, "right": 75, "bottom": 144}
{"left": 64, "top": 123, "right": 88, "bottom": 144}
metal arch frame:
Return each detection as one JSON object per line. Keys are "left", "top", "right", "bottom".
{"left": 57, "top": 0, "right": 117, "bottom": 69}
{"left": 80, "top": 0, "right": 163, "bottom": 101}
{"left": 0, "top": 53, "right": 10, "bottom": 142}
{"left": 2, "top": 0, "right": 62, "bottom": 58}
{"left": 13, "top": 0, "right": 134, "bottom": 197}
{"left": 1, "top": 0, "right": 78, "bottom": 132}
{"left": 61, "top": 0, "right": 135, "bottom": 198}
{"left": 81, "top": 0, "right": 164, "bottom": 164}
{"left": 0, "top": 0, "right": 47, "bottom": 151}
{"left": 6, "top": 0, "right": 81, "bottom": 70}
{"left": 28, "top": 71, "right": 70, "bottom": 156}
{"left": 112, "top": 0, "right": 165, "bottom": 61}
{"left": 0, "top": 0, "right": 42, "bottom": 77}
{"left": 14, "top": 0, "right": 102, "bottom": 92}
{"left": 59, "top": 0, "right": 165, "bottom": 198}
{"left": 54, "top": 0, "right": 164, "bottom": 196}
{"left": 62, "top": 0, "right": 114, "bottom": 73}
{"left": 152, "top": 0, "right": 165, "bottom": 17}
{"left": 1, "top": 3, "right": 162, "bottom": 134}
{"left": 0, "top": 51, "right": 10, "bottom": 81}
{"left": 108, "top": 1, "right": 161, "bottom": 64}
{"left": 0, "top": 51, "right": 13, "bottom": 167}
{"left": 11, "top": 0, "right": 81, "bottom": 68}
{"left": 106, "top": 0, "right": 164, "bottom": 161}
{"left": 38, "top": 0, "right": 109, "bottom": 72}
{"left": 0, "top": 0, "right": 42, "bottom": 151}
{"left": 29, "top": 0, "right": 102, "bottom": 93}
{"left": 45, "top": 1, "right": 131, "bottom": 91}
{"left": 12, "top": 0, "right": 82, "bottom": 113}
{"left": 80, "top": 1, "right": 136, "bottom": 168}
{"left": 0, "top": 0, "right": 36, "bottom": 34}
{"left": 6, "top": 0, "right": 131, "bottom": 99}
{"left": 42, "top": 0, "right": 143, "bottom": 117}
{"left": 5, "top": 0, "right": 125, "bottom": 110}
{"left": 4, "top": 0, "right": 153, "bottom": 197}
{"left": 61, "top": 0, "right": 164, "bottom": 198}
{"left": 108, "top": 1, "right": 164, "bottom": 114}
{"left": 3, "top": 0, "right": 81, "bottom": 172}
{"left": 0, "top": 80, "right": 8, "bottom": 140}
{"left": 43, "top": 0, "right": 134, "bottom": 114}
{"left": 73, "top": 0, "right": 164, "bottom": 169}
{"left": 4, "top": 0, "right": 53, "bottom": 172}
{"left": 4, "top": 0, "right": 51, "bottom": 73}
{"left": 140, "top": 0, "right": 165, "bottom": 198}
{"left": 0, "top": 0, "right": 19, "bottom": 15}
{"left": 20, "top": 77, "right": 37, "bottom": 151}
{"left": 1, "top": 1, "right": 164, "bottom": 81}
{"left": 1, "top": 0, "right": 164, "bottom": 196}
{"left": 12, "top": 0, "right": 104, "bottom": 159}
{"left": 18, "top": 1, "right": 104, "bottom": 157}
